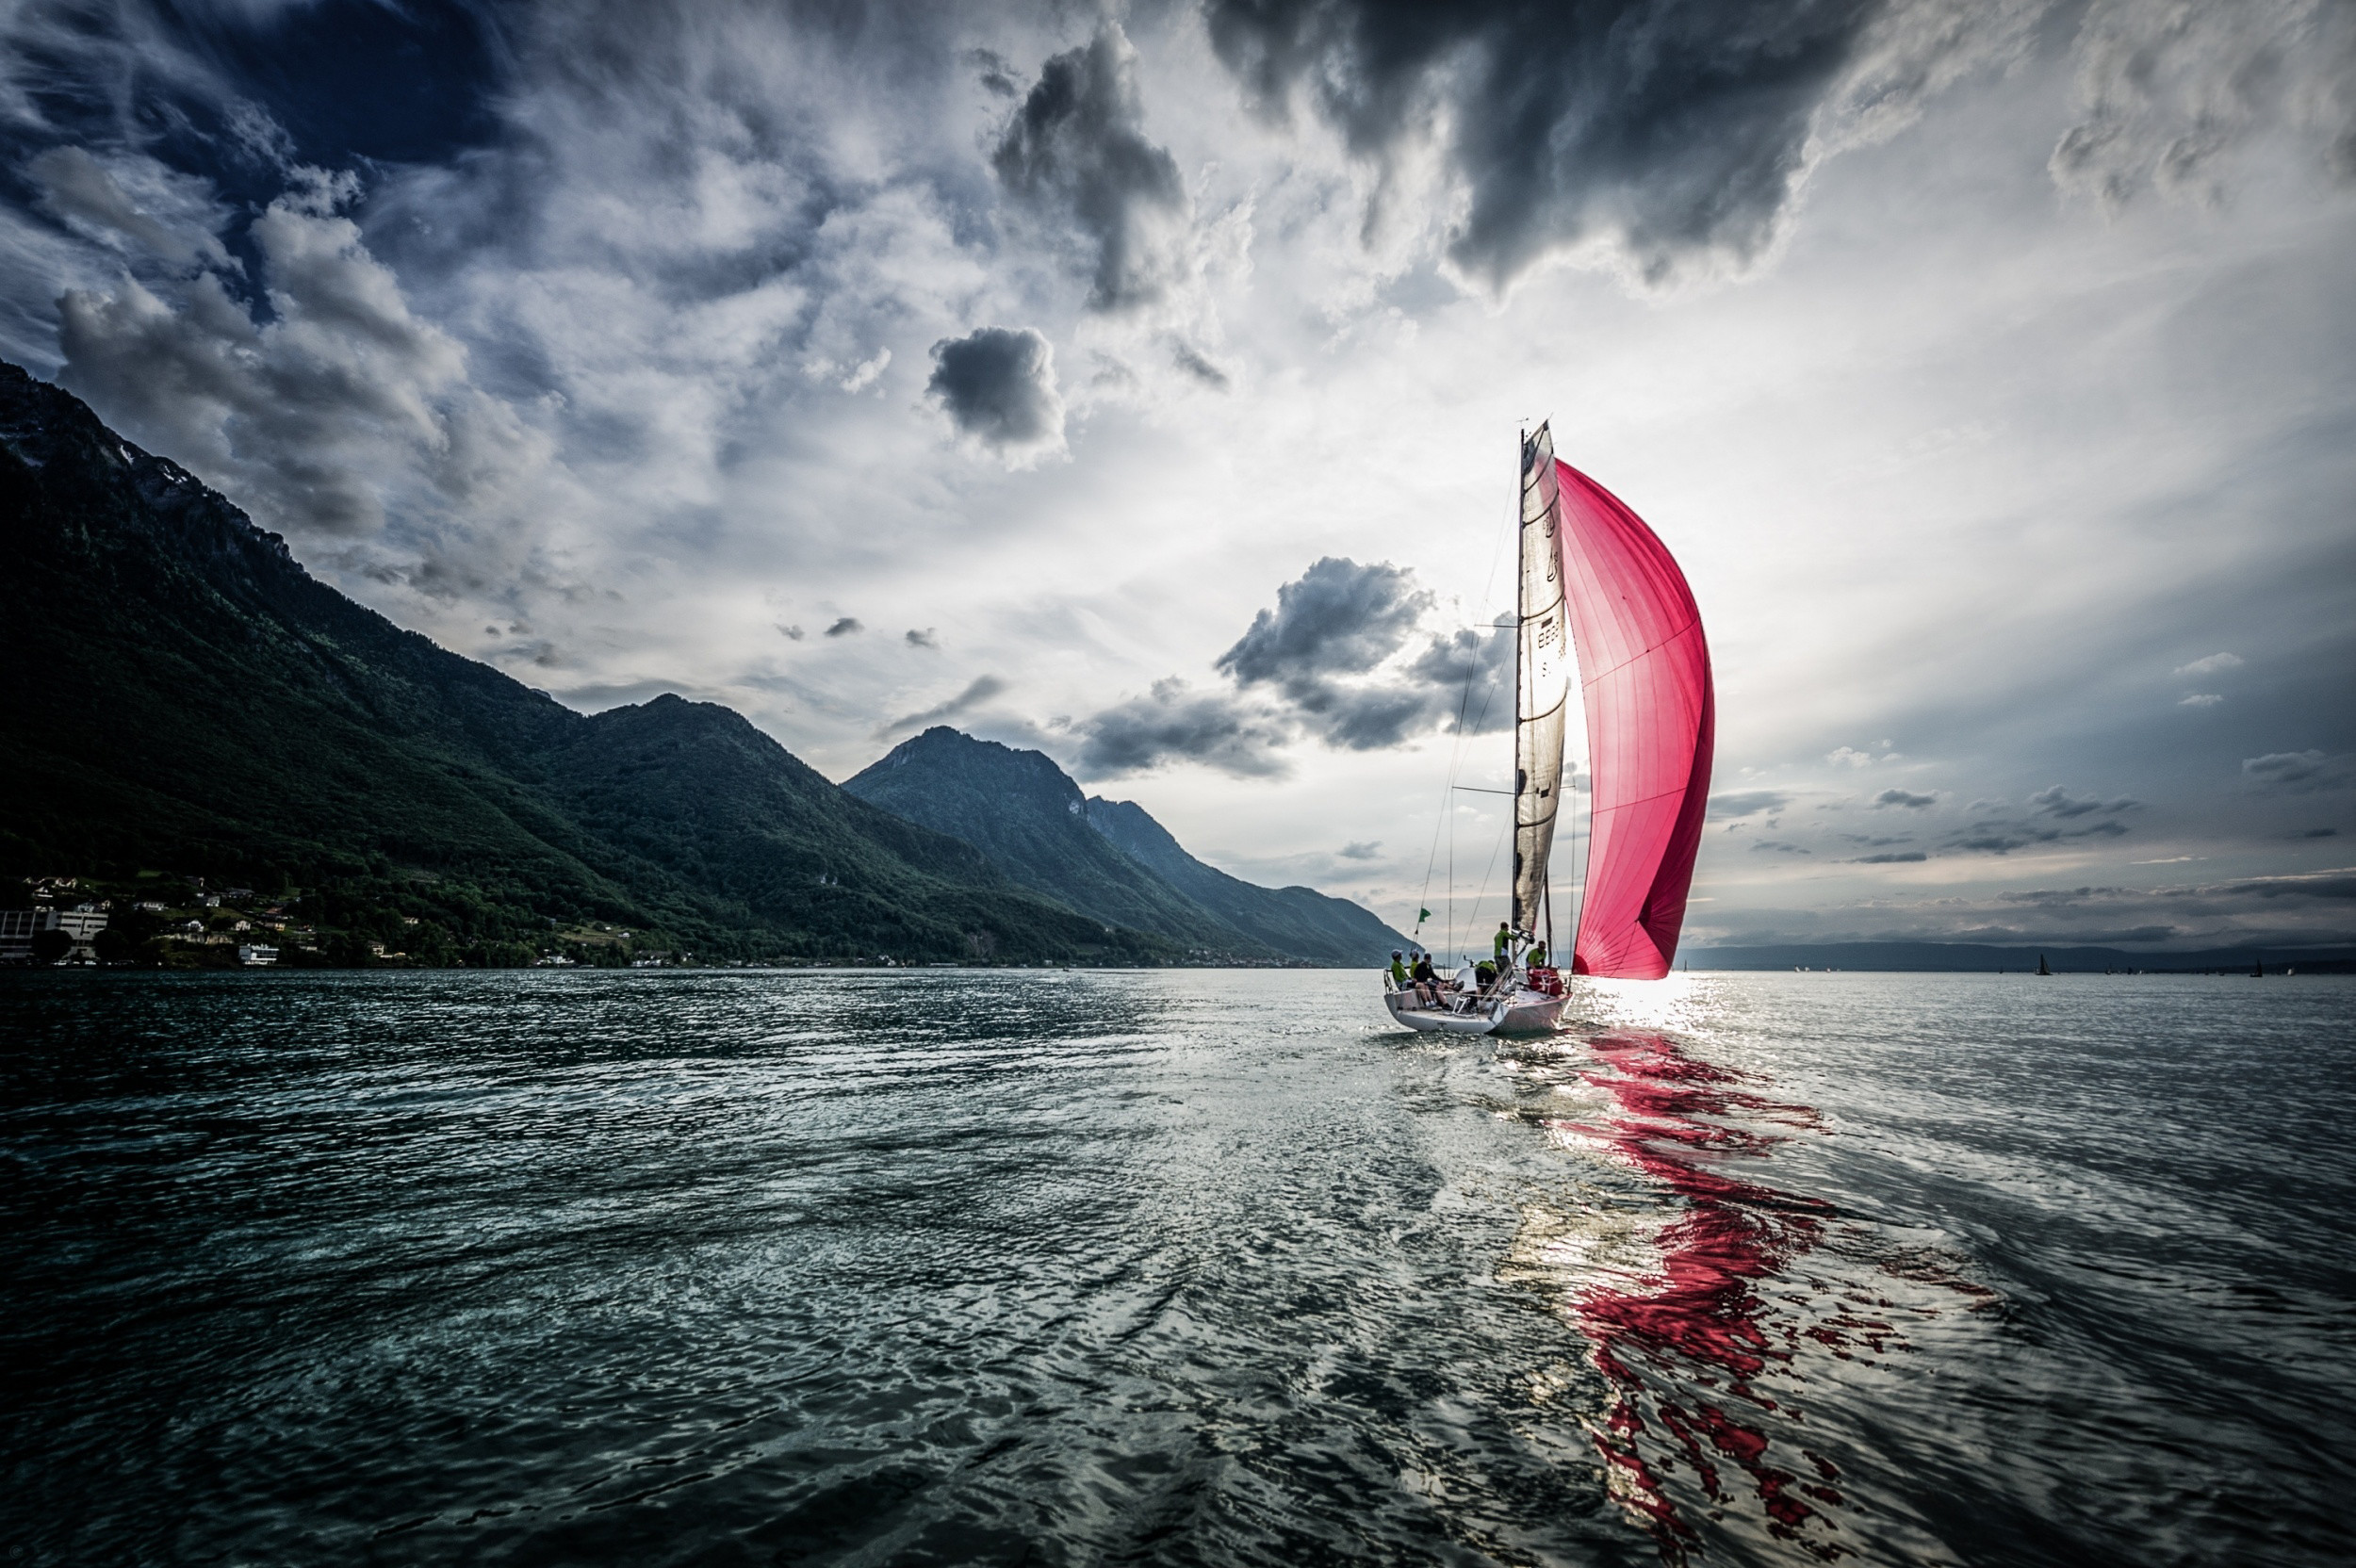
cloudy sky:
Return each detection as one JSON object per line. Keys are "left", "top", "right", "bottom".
{"left": 4, "top": 0, "right": 2352, "bottom": 953}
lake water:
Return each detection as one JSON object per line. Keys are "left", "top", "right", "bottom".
{"left": 4, "top": 969, "right": 2352, "bottom": 1566}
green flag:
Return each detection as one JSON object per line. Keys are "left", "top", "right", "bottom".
{"left": 1418, "top": 907, "right": 1431, "bottom": 923}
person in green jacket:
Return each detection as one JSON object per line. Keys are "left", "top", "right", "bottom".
{"left": 1494, "top": 922, "right": 1513, "bottom": 965}
{"left": 1528, "top": 938, "right": 1549, "bottom": 970}
{"left": 1389, "top": 950, "right": 1409, "bottom": 988}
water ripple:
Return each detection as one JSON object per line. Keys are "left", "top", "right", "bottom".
{"left": 3, "top": 969, "right": 2351, "bottom": 1566}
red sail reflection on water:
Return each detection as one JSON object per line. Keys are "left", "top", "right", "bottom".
{"left": 1559, "top": 1034, "right": 1848, "bottom": 1561}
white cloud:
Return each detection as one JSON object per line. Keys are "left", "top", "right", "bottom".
{"left": 2172, "top": 651, "right": 2243, "bottom": 677}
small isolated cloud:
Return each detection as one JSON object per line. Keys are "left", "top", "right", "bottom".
{"left": 1172, "top": 342, "right": 1231, "bottom": 388}
{"left": 906, "top": 628, "right": 938, "bottom": 648}
{"left": 1711, "top": 790, "right": 1793, "bottom": 819}
{"left": 1826, "top": 746, "right": 1876, "bottom": 768}
{"left": 2030, "top": 785, "right": 2139, "bottom": 819}
{"left": 826, "top": 617, "right": 863, "bottom": 637}
{"left": 1874, "top": 789, "right": 1938, "bottom": 809}
{"left": 1072, "top": 556, "right": 1502, "bottom": 775}
{"left": 1337, "top": 840, "right": 1382, "bottom": 860}
{"left": 926, "top": 327, "right": 1066, "bottom": 458}
{"left": 2179, "top": 693, "right": 2225, "bottom": 708}
{"left": 1851, "top": 851, "right": 1928, "bottom": 864}
{"left": 1075, "top": 678, "right": 1290, "bottom": 778}
{"left": 1216, "top": 556, "right": 1472, "bottom": 749}
{"left": 2244, "top": 751, "right": 2348, "bottom": 792}
{"left": 875, "top": 675, "right": 1008, "bottom": 742}
{"left": 777, "top": 624, "right": 805, "bottom": 641}
{"left": 1751, "top": 841, "right": 1811, "bottom": 855}
{"left": 2294, "top": 827, "right": 2339, "bottom": 839}
{"left": 1219, "top": 556, "right": 1432, "bottom": 688}
{"left": 1949, "top": 787, "right": 2140, "bottom": 854}
{"left": 2173, "top": 652, "right": 2243, "bottom": 678}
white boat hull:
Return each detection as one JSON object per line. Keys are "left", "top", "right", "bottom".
{"left": 1384, "top": 989, "right": 1507, "bottom": 1033}
{"left": 1383, "top": 984, "right": 1566, "bottom": 1036}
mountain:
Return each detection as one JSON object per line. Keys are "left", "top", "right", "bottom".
{"left": 843, "top": 728, "right": 1268, "bottom": 957}
{"left": 0, "top": 361, "right": 1174, "bottom": 966}
{"left": 843, "top": 727, "right": 1409, "bottom": 966}
{"left": 1684, "top": 942, "right": 2356, "bottom": 972}
{"left": 1083, "top": 796, "right": 1407, "bottom": 967}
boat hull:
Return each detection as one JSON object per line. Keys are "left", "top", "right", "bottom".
{"left": 1383, "top": 989, "right": 1507, "bottom": 1035}
{"left": 1383, "top": 985, "right": 1564, "bottom": 1036}
{"left": 1493, "top": 991, "right": 1569, "bottom": 1035}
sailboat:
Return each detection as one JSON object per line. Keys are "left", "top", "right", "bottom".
{"left": 1385, "top": 423, "right": 1714, "bottom": 1036}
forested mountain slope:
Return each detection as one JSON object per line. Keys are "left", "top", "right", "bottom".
{"left": 0, "top": 362, "right": 1169, "bottom": 965}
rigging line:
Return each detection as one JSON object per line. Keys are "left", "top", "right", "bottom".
{"left": 1466, "top": 809, "right": 1512, "bottom": 957}
{"left": 1429, "top": 456, "right": 1518, "bottom": 956}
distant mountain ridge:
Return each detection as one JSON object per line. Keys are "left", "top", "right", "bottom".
{"left": 1686, "top": 942, "right": 2356, "bottom": 972}
{"left": 1082, "top": 796, "right": 1408, "bottom": 968}
{"left": 843, "top": 727, "right": 1255, "bottom": 956}
{"left": 845, "top": 728, "right": 1408, "bottom": 966}
{"left": 0, "top": 361, "right": 1175, "bottom": 964}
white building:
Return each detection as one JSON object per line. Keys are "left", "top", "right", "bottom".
{"left": 0, "top": 907, "right": 55, "bottom": 961}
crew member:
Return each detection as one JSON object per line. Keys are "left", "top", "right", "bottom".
{"left": 1388, "top": 950, "right": 1409, "bottom": 988}
{"left": 1528, "top": 938, "right": 1548, "bottom": 970}
{"left": 1494, "top": 922, "right": 1513, "bottom": 966}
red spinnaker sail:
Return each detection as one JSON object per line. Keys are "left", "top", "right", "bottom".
{"left": 1556, "top": 460, "right": 1713, "bottom": 979}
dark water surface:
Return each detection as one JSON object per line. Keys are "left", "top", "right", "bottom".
{"left": 3, "top": 970, "right": 2352, "bottom": 1566}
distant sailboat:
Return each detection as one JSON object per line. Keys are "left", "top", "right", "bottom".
{"left": 1386, "top": 423, "right": 1713, "bottom": 1036}
{"left": 2251, "top": 957, "right": 2265, "bottom": 978}
{"left": 2036, "top": 953, "right": 2052, "bottom": 976}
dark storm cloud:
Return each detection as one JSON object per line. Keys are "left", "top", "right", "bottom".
{"left": 1214, "top": 556, "right": 1504, "bottom": 750}
{"left": 990, "top": 24, "right": 1190, "bottom": 312}
{"left": 1075, "top": 678, "right": 1292, "bottom": 778}
{"left": 1874, "top": 788, "right": 1938, "bottom": 808}
{"left": 1218, "top": 556, "right": 1431, "bottom": 689}
{"left": 906, "top": 628, "right": 938, "bottom": 648}
{"left": 826, "top": 617, "right": 863, "bottom": 637}
{"left": 1202, "top": 0, "right": 1881, "bottom": 286}
{"left": 875, "top": 674, "right": 1007, "bottom": 741}
{"left": 926, "top": 326, "right": 1066, "bottom": 452}
{"left": 1078, "top": 556, "right": 1516, "bottom": 775}
{"left": 1850, "top": 851, "right": 1927, "bottom": 863}
{"left": 1403, "top": 624, "right": 1514, "bottom": 734}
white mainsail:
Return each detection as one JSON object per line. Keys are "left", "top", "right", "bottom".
{"left": 1513, "top": 425, "right": 1570, "bottom": 937}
